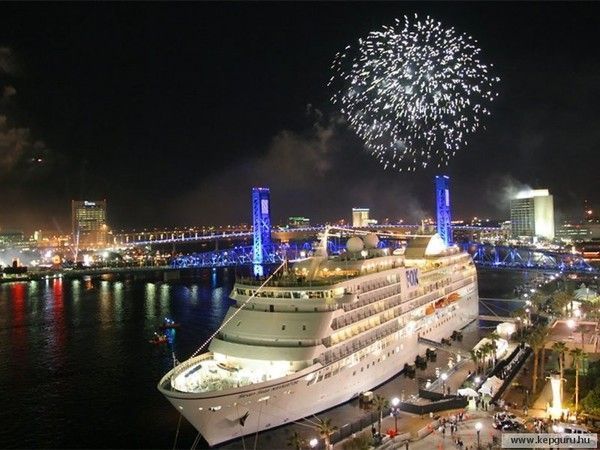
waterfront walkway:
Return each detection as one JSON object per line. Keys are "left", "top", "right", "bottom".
{"left": 217, "top": 321, "right": 484, "bottom": 450}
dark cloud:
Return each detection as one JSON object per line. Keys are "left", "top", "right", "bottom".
{"left": 170, "top": 109, "right": 431, "bottom": 226}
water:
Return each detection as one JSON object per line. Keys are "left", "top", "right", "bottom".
{"left": 0, "top": 270, "right": 235, "bottom": 449}
{"left": 0, "top": 267, "right": 532, "bottom": 449}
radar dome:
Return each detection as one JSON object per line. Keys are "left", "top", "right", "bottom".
{"left": 346, "top": 236, "right": 364, "bottom": 253}
{"left": 364, "top": 233, "right": 379, "bottom": 249}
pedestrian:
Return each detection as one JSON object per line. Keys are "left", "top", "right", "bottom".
{"left": 442, "top": 427, "right": 446, "bottom": 438}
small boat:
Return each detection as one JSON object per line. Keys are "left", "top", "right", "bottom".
{"left": 149, "top": 333, "right": 168, "bottom": 344}
{"left": 159, "top": 318, "right": 180, "bottom": 330}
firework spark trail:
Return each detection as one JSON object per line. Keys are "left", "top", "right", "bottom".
{"left": 329, "top": 14, "right": 500, "bottom": 171}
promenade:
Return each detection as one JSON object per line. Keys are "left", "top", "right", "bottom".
{"left": 218, "top": 320, "right": 485, "bottom": 450}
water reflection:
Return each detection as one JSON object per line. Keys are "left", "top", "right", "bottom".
{"left": 0, "top": 269, "right": 236, "bottom": 448}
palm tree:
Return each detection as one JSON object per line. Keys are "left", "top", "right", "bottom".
{"left": 552, "top": 291, "right": 571, "bottom": 317}
{"left": 552, "top": 341, "right": 568, "bottom": 398}
{"left": 570, "top": 348, "right": 587, "bottom": 413}
{"left": 530, "top": 292, "right": 545, "bottom": 312}
{"left": 287, "top": 431, "right": 307, "bottom": 450}
{"left": 481, "top": 342, "right": 494, "bottom": 370}
{"left": 512, "top": 308, "right": 529, "bottom": 336}
{"left": 525, "top": 329, "right": 543, "bottom": 393}
{"left": 537, "top": 325, "right": 550, "bottom": 384}
{"left": 315, "top": 417, "right": 338, "bottom": 450}
{"left": 488, "top": 332, "right": 501, "bottom": 366}
{"left": 470, "top": 349, "right": 479, "bottom": 372}
{"left": 372, "top": 394, "right": 389, "bottom": 435}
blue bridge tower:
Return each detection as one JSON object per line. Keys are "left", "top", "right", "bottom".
{"left": 252, "top": 187, "right": 272, "bottom": 276}
{"left": 435, "top": 175, "right": 453, "bottom": 246}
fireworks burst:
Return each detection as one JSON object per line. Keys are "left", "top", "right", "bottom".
{"left": 329, "top": 14, "right": 500, "bottom": 171}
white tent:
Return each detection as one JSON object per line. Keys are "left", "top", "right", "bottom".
{"left": 478, "top": 376, "right": 503, "bottom": 397}
{"left": 457, "top": 388, "right": 479, "bottom": 397}
{"left": 496, "top": 322, "right": 516, "bottom": 339}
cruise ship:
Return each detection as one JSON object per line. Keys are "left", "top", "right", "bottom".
{"left": 158, "top": 231, "right": 478, "bottom": 446}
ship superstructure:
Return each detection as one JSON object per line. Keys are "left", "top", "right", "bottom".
{"left": 158, "top": 232, "right": 478, "bottom": 446}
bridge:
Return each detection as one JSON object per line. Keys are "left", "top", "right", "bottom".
{"left": 464, "top": 242, "right": 598, "bottom": 274}
{"left": 113, "top": 224, "right": 504, "bottom": 247}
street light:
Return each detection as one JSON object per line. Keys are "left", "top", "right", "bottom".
{"left": 391, "top": 397, "right": 400, "bottom": 432}
{"left": 475, "top": 422, "right": 482, "bottom": 449}
{"left": 309, "top": 438, "right": 318, "bottom": 448}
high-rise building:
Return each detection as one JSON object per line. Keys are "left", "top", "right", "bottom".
{"left": 352, "top": 208, "right": 370, "bottom": 227}
{"left": 510, "top": 189, "right": 555, "bottom": 239}
{"left": 72, "top": 200, "right": 108, "bottom": 248}
{"left": 288, "top": 217, "right": 310, "bottom": 228}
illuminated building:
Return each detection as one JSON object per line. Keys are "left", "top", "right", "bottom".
{"left": 352, "top": 208, "right": 370, "bottom": 227}
{"left": 0, "top": 230, "right": 26, "bottom": 246}
{"left": 71, "top": 200, "right": 108, "bottom": 248}
{"left": 288, "top": 217, "right": 310, "bottom": 228}
{"left": 510, "top": 189, "right": 555, "bottom": 240}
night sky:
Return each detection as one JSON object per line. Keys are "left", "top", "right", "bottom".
{"left": 0, "top": 2, "right": 599, "bottom": 233}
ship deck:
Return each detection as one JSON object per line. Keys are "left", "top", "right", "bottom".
{"left": 169, "top": 354, "right": 293, "bottom": 394}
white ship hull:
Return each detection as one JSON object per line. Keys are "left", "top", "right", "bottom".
{"left": 160, "top": 283, "right": 478, "bottom": 446}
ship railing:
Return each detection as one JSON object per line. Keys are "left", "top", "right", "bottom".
{"left": 319, "top": 320, "right": 401, "bottom": 363}
{"left": 171, "top": 353, "right": 215, "bottom": 379}
{"left": 332, "top": 293, "right": 404, "bottom": 330}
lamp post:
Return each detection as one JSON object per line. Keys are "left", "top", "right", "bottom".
{"left": 441, "top": 373, "right": 448, "bottom": 396}
{"left": 567, "top": 319, "right": 575, "bottom": 341}
{"left": 309, "top": 438, "right": 318, "bottom": 449}
{"left": 475, "top": 422, "right": 482, "bottom": 449}
{"left": 391, "top": 397, "right": 400, "bottom": 432}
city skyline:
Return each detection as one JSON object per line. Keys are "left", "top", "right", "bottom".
{"left": 0, "top": 3, "right": 599, "bottom": 232}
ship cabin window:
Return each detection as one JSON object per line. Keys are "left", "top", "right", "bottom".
{"left": 284, "top": 292, "right": 292, "bottom": 299}
{"left": 269, "top": 305, "right": 274, "bottom": 312}
{"left": 209, "top": 406, "right": 222, "bottom": 411}
{"left": 292, "top": 292, "right": 301, "bottom": 299}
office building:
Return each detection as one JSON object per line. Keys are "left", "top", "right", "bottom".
{"left": 287, "top": 217, "right": 310, "bottom": 228}
{"left": 72, "top": 200, "right": 108, "bottom": 248}
{"left": 510, "top": 189, "right": 555, "bottom": 240}
{"left": 352, "top": 208, "right": 370, "bottom": 228}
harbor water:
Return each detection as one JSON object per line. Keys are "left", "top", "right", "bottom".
{"left": 0, "top": 267, "right": 535, "bottom": 448}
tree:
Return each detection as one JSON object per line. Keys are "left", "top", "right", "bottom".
{"left": 372, "top": 394, "right": 389, "bottom": 436}
{"left": 530, "top": 292, "right": 545, "bottom": 312}
{"left": 551, "top": 291, "right": 571, "bottom": 317}
{"left": 316, "top": 417, "right": 338, "bottom": 450}
{"left": 570, "top": 348, "right": 587, "bottom": 413}
{"left": 287, "top": 431, "right": 307, "bottom": 450}
{"left": 488, "top": 332, "right": 501, "bottom": 366}
{"left": 582, "top": 385, "right": 600, "bottom": 416}
{"left": 342, "top": 431, "right": 371, "bottom": 450}
{"left": 470, "top": 349, "right": 479, "bottom": 372}
{"left": 537, "top": 325, "right": 550, "bottom": 384}
{"left": 552, "top": 341, "right": 568, "bottom": 399}
{"left": 512, "top": 308, "right": 529, "bottom": 337}
{"left": 525, "top": 329, "right": 543, "bottom": 393}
